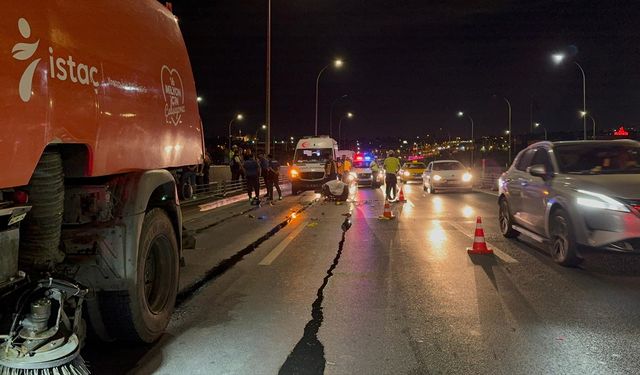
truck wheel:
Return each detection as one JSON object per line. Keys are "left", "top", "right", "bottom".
{"left": 179, "top": 176, "right": 194, "bottom": 200}
{"left": 19, "top": 151, "right": 65, "bottom": 269}
{"left": 100, "top": 208, "right": 179, "bottom": 342}
{"left": 549, "top": 208, "right": 582, "bottom": 267}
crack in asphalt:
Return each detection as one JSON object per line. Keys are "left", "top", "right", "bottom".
{"left": 279, "top": 216, "right": 352, "bottom": 375}
{"left": 175, "top": 200, "right": 317, "bottom": 307}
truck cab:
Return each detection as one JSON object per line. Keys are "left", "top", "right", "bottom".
{"left": 290, "top": 136, "right": 338, "bottom": 194}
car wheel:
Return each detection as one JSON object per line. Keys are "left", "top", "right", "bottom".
{"left": 549, "top": 208, "right": 582, "bottom": 267}
{"left": 499, "top": 198, "right": 519, "bottom": 238}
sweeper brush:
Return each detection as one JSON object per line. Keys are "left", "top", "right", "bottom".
{"left": 0, "top": 279, "right": 89, "bottom": 375}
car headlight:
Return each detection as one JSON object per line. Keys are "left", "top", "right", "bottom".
{"left": 290, "top": 169, "right": 299, "bottom": 178}
{"left": 433, "top": 174, "right": 442, "bottom": 181}
{"left": 403, "top": 171, "right": 410, "bottom": 177}
{"left": 576, "top": 190, "right": 630, "bottom": 212}
{"left": 462, "top": 172, "right": 472, "bottom": 182}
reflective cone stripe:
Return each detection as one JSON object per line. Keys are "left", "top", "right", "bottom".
{"left": 467, "top": 216, "right": 493, "bottom": 254}
{"left": 383, "top": 200, "right": 394, "bottom": 218}
{"left": 398, "top": 185, "right": 406, "bottom": 202}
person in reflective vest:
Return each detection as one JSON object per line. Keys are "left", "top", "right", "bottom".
{"left": 383, "top": 151, "right": 401, "bottom": 200}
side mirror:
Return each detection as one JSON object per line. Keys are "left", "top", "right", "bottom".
{"left": 528, "top": 164, "right": 550, "bottom": 179}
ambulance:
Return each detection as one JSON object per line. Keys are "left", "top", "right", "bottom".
{"left": 290, "top": 136, "right": 339, "bottom": 194}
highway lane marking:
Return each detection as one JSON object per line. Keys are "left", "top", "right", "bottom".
{"left": 259, "top": 221, "right": 307, "bottom": 266}
{"left": 446, "top": 220, "right": 519, "bottom": 264}
{"left": 473, "top": 188, "right": 499, "bottom": 197}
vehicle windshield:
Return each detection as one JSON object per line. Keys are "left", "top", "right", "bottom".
{"left": 404, "top": 163, "right": 426, "bottom": 169}
{"left": 432, "top": 162, "right": 464, "bottom": 171}
{"left": 294, "top": 148, "right": 332, "bottom": 163}
{"left": 554, "top": 143, "right": 640, "bottom": 174}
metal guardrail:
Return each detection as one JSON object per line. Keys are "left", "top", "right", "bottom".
{"left": 181, "top": 175, "right": 290, "bottom": 207}
{"left": 478, "top": 167, "right": 504, "bottom": 190}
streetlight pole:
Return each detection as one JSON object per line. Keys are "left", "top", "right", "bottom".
{"left": 580, "top": 111, "right": 596, "bottom": 139}
{"left": 228, "top": 114, "right": 243, "bottom": 150}
{"left": 265, "top": 0, "right": 271, "bottom": 154}
{"left": 254, "top": 124, "right": 267, "bottom": 153}
{"left": 534, "top": 123, "right": 547, "bottom": 140}
{"left": 492, "top": 95, "right": 512, "bottom": 165}
{"left": 457, "top": 111, "right": 474, "bottom": 167}
{"left": 505, "top": 97, "right": 512, "bottom": 164}
{"left": 552, "top": 54, "right": 587, "bottom": 140}
{"left": 329, "top": 94, "right": 348, "bottom": 137}
{"left": 338, "top": 112, "right": 353, "bottom": 148}
{"left": 315, "top": 59, "right": 343, "bottom": 136}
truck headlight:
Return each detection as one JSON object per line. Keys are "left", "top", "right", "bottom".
{"left": 433, "top": 174, "right": 442, "bottom": 181}
{"left": 290, "top": 169, "right": 299, "bottom": 179}
{"left": 576, "top": 190, "right": 630, "bottom": 212}
{"left": 462, "top": 172, "right": 472, "bottom": 182}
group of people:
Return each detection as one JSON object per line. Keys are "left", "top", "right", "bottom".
{"left": 321, "top": 150, "right": 402, "bottom": 202}
{"left": 323, "top": 154, "right": 354, "bottom": 183}
{"left": 229, "top": 145, "right": 282, "bottom": 205}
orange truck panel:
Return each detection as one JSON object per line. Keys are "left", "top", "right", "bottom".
{"left": 0, "top": 1, "right": 203, "bottom": 189}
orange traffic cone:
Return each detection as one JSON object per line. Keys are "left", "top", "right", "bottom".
{"left": 397, "top": 185, "right": 406, "bottom": 202}
{"left": 467, "top": 216, "right": 493, "bottom": 255}
{"left": 379, "top": 199, "right": 395, "bottom": 219}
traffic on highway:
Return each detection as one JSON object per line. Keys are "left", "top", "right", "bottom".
{"left": 1, "top": 1, "right": 640, "bottom": 375}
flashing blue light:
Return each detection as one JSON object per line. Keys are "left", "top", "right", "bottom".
{"left": 364, "top": 156, "right": 371, "bottom": 161}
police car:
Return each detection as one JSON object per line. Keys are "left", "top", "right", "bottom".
{"left": 352, "top": 153, "right": 383, "bottom": 187}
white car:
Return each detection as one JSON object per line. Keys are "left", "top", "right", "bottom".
{"left": 422, "top": 160, "right": 473, "bottom": 194}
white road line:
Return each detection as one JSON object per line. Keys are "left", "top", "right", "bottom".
{"left": 447, "top": 221, "right": 519, "bottom": 264}
{"left": 473, "top": 188, "right": 499, "bottom": 197}
{"left": 258, "top": 221, "right": 307, "bottom": 266}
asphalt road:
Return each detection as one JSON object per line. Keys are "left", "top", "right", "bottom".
{"left": 88, "top": 184, "right": 640, "bottom": 375}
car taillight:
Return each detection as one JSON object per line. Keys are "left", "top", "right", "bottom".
{"left": 13, "top": 190, "right": 29, "bottom": 204}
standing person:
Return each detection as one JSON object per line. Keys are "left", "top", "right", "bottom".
{"left": 267, "top": 154, "right": 283, "bottom": 200}
{"left": 337, "top": 155, "right": 345, "bottom": 180}
{"left": 243, "top": 149, "right": 261, "bottom": 204}
{"left": 342, "top": 156, "right": 352, "bottom": 183}
{"left": 383, "top": 150, "right": 401, "bottom": 201}
{"left": 324, "top": 153, "right": 338, "bottom": 181}
{"left": 200, "top": 150, "right": 212, "bottom": 191}
{"left": 370, "top": 157, "right": 380, "bottom": 188}
{"left": 230, "top": 145, "right": 242, "bottom": 181}
{"left": 258, "top": 152, "right": 270, "bottom": 199}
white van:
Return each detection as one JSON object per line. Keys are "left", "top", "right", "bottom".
{"left": 290, "top": 136, "right": 339, "bottom": 194}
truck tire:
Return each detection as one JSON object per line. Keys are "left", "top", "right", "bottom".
{"left": 100, "top": 208, "right": 179, "bottom": 342}
{"left": 19, "top": 151, "right": 65, "bottom": 269}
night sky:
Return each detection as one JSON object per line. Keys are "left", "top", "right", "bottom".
{"left": 171, "top": 0, "right": 640, "bottom": 142}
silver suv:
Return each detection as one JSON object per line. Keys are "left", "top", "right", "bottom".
{"left": 498, "top": 140, "right": 640, "bottom": 266}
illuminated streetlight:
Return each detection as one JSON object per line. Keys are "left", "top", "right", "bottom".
{"left": 551, "top": 52, "right": 587, "bottom": 139}
{"left": 456, "top": 111, "right": 475, "bottom": 167}
{"left": 551, "top": 53, "right": 565, "bottom": 64}
{"left": 228, "top": 113, "right": 244, "bottom": 150}
{"left": 493, "top": 95, "right": 512, "bottom": 165}
{"left": 315, "top": 58, "right": 344, "bottom": 136}
{"left": 534, "top": 122, "right": 547, "bottom": 140}
{"left": 329, "top": 94, "right": 349, "bottom": 137}
{"left": 196, "top": 96, "right": 203, "bottom": 103}
{"left": 580, "top": 111, "right": 596, "bottom": 139}
{"left": 338, "top": 112, "right": 354, "bottom": 148}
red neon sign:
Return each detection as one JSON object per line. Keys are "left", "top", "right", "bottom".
{"left": 614, "top": 126, "right": 629, "bottom": 136}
